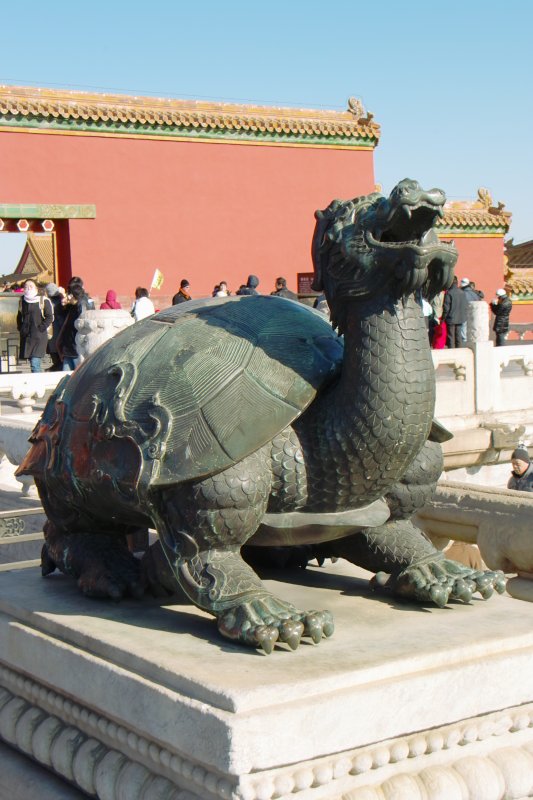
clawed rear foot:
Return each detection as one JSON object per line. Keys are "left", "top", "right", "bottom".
{"left": 41, "top": 537, "right": 144, "bottom": 601}
{"left": 217, "top": 594, "right": 334, "bottom": 653}
{"left": 372, "top": 557, "right": 506, "bottom": 607}
{"left": 76, "top": 558, "right": 144, "bottom": 601}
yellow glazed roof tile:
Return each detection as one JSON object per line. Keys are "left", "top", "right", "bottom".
{"left": 437, "top": 188, "right": 511, "bottom": 232}
{"left": 505, "top": 268, "right": 533, "bottom": 294}
{"left": 505, "top": 239, "right": 533, "bottom": 269}
{"left": 15, "top": 233, "right": 55, "bottom": 283}
{"left": 0, "top": 85, "right": 381, "bottom": 144}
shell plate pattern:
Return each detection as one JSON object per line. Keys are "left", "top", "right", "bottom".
{"left": 56, "top": 295, "right": 342, "bottom": 488}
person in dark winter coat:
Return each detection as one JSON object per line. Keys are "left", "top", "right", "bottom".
{"left": 460, "top": 278, "right": 483, "bottom": 303}
{"left": 270, "top": 276, "right": 298, "bottom": 301}
{"left": 236, "top": 275, "right": 260, "bottom": 295}
{"left": 17, "top": 280, "right": 54, "bottom": 372}
{"left": 172, "top": 279, "right": 191, "bottom": 305}
{"left": 507, "top": 447, "right": 533, "bottom": 493}
{"left": 57, "top": 281, "right": 94, "bottom": 371}
{"left": 469, "top": 281, "right": 484, "bottom": 299}
{"left": 67, "top": 276, "right": 95, "bottom": 309}
{"left": 490, "top": 289, "right": 513, "bottom": 346}
{"left": 44, "top": 283, "right": 67, "bottom": 371}
{"left": 442, "top": 277, "right": 467, "bottom": 348}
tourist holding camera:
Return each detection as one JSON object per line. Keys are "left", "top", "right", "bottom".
{"left": 490, "top": 288, "right": 512, "bottom": 346}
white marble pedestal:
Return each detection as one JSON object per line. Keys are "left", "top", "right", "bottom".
{"left": 1, "top": 561, "right": 533, "bottom": 799}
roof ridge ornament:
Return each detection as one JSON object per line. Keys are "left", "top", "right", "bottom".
{"left": 347, "top": 97, "right": 364, "bottom": 119}
{"left": 478, "top": 187, "right": 493, "bottom": 208}
{"left": 478, "top": 187, "right": 507, "bottom": 215}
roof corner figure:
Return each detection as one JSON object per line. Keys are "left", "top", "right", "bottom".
{"left": 17, "top": 178, "right": 506, "bottom": 653}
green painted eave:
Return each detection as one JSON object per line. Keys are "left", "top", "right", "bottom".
{"left": 0, "top": 113, "right": 378, "bottom": 149}
{"left": 0, "top": 203, "right": 96, "bottom": 219}
{"left": 438, "top": 226, "right": 508, "bottom": 235}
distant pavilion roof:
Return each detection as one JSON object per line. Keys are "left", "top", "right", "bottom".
{"left": 0, "top": 85, "right": 381, "bottom": 149}
{"left": 438, "top": 188, "right": 511, "bottom": 235}
{"left": 504, "top": 239, "right": 533, "bottom": 301}
{"left": 2, "top": 233, "right": 56, "bottom": 284}
{"left": 505, "top": 238, "right": 533, "bottom": 268}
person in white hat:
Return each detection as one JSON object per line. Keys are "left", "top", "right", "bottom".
{"left": 490, "top": 288, "right": 512, "bottom": 346}
{"left": 460, "top": 277, "right": 482, "bottom": 300}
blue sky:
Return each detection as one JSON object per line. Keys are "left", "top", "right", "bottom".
{"left": 1, "top": 0, "right": 531, "bottom": 270}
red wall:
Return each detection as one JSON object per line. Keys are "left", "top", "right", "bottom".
{"left": 1, "top": 130, "right": 375, "bottom": 303}
{"left": 452, "top": 236, "right": 531, "bottom": 324}
{"left": 452, "top": 237, "right": 505, "bottom": 300}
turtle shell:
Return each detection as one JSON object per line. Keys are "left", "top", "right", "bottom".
{"left": 60, "top": 295, "right": 342, "bottom": 487}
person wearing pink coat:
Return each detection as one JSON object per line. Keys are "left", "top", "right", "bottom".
{"left": 100, "top": 289, "right": 122, "bottom": 310}
{"left": 432, "top": 319, "right": 447, "bottom": 349}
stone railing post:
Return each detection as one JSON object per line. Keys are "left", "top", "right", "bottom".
{"left": 75, "top": 309, "right": 134, "bottom": 360}
{"left": 465, "top": 301, "right": 497, "bottom": 414}
{"left": 469, "top": 341, "right": 496, "bottom": 413}
{"left": 10, "top": 381, "right": 46, "bottom": 414}
{"left": 466, "top": 300, "right": 489, "bottom": 344}
{"left": 416, "top": 481, "right": 533, "bottom": 603}
{"left": 0, "top": 373, "right": 65, "bottom": 414}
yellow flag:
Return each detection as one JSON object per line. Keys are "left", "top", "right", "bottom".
{"left": 150, "top": 268, "right": 164, "bottom": 290}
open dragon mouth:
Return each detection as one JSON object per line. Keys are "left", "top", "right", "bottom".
{"left": 365, "top": 201, "right": 457, "bottom": 296}
{"left": 311, "top": 179, "right": 459, "bottom": 324}
{"left": 368, "top": 202, "right": 444, "bottom": 249}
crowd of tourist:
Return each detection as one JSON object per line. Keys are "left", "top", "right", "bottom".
{"left": 169, "top": 274, "right": 299, "bottom": 301}
{"left": 428, "top": 277, "right": 512, "bottom": 349}
{"left": 3, "top": 271, "right": 515, "bottom": 374}
{"left": 15, "top": 276, "right": 95, "bottom": 373}
{"left": 4, "top": 271, "right": 531, "bottom": 490}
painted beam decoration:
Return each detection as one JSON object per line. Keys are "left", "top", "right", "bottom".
{"left": 0, "top": 85, "right": 380, "bottom": 149}
{"left": 0, "top": 203, "right": 96, "bottom": 219}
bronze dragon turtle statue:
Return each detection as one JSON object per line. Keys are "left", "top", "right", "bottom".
{"left": 18, "top": 179, "right": 505, "bottom": 653}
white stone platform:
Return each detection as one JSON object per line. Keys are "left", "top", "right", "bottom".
{"left": 1, "top": 561, "right": 533, "bottom": 799}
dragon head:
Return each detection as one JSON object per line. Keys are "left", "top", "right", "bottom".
{"left": 312, "top": 179, "right": 458, "bottom": 330}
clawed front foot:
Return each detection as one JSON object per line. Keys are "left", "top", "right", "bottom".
{"left": 217, "top": 594, "right": 334, "bottom": 653}
{"left": 372, "top": 557, "right": 506, "bottom": 607}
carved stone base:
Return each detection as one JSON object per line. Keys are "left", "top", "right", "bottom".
{"left": 0, "top": 740, "right": 85, "bottom": 798}
{"left": 1, "top": 562, "right": 533, "bottom": 799}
